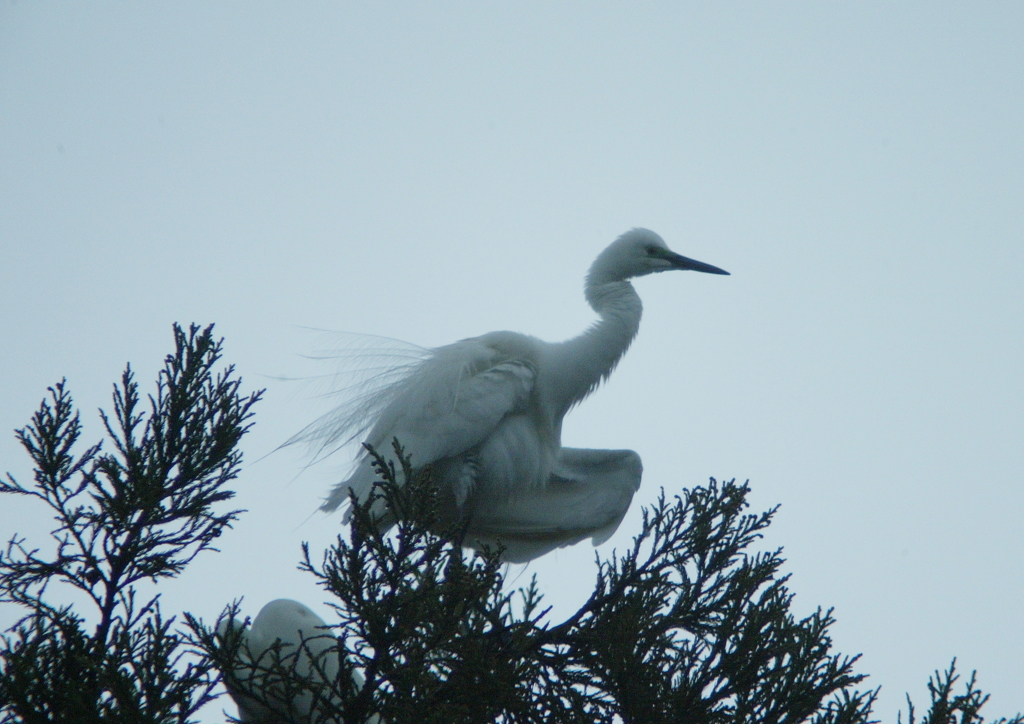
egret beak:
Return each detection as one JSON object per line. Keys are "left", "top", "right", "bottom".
{"left": 666, "top": 251, "right": 730, "bottom": 275}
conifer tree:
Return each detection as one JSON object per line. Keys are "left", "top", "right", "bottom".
{"left": 2, "top": 326, "right": 1019, "bottom": 724}
{"left": 0, "top": 324, "right": 261, "bottom": 723}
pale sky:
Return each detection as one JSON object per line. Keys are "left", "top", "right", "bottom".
{"left": 1, "top": 4, "right": 1022, "bottom": 721}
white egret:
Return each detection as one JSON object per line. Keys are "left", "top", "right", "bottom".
{"left": 305, "top": 228, "right": 729, "bottom": 562}
{"left": 217, "top": 599, "right": 380, "bottom": 724}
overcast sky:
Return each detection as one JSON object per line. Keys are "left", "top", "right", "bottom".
{"left": 1, "top": 3, "right": 1022, "bottom": 721}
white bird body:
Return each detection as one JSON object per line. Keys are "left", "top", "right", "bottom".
{"left": 217, "top": 599, "right": 380, "bottom": 724}
{"left": 310, "top": 229, "right": 728, "bottom": 562}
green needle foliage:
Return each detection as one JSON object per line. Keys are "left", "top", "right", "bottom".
{"left": 194, "top": 446, "right": 865, "bottom": 724}
{"left": 899, "top": 662, "right": 1022, "bottom": 724}
{"left": 2, "top": 326, "right": 1018, "bottom": 724}
{"left": 0, "top": 324, "right": 262, "bottom": 723}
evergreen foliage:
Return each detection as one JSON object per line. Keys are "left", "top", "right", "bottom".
{"left": 1, "top": 325, "right": 1018, "bottom": 724}
{"left": 0, "top": 324, "right": 261, "bottom": 723}
{"left": 194, "top": 447, "right": 1022, "bottom": 724}
{"left": 196, "top": 446, "right": 880, "bottom": 723}
{"left": 899, "top": 662, "right": 1021, "bottom": 724}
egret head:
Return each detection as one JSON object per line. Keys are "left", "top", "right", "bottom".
{"left": 591, "top": 228, "right": 730, "bottom": 283}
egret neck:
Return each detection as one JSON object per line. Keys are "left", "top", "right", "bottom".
{"left": 546, "top": 273, "right": 642, "bottom": 420}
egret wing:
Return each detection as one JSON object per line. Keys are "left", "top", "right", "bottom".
{"left": 464, "top": 447, "right": 642, "bottom": 563}
{"left": 324, "top": 337, "right": 537, "bottom": 512}
{"left": 365, "top": 340, "right": 536, "bottom": 465}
